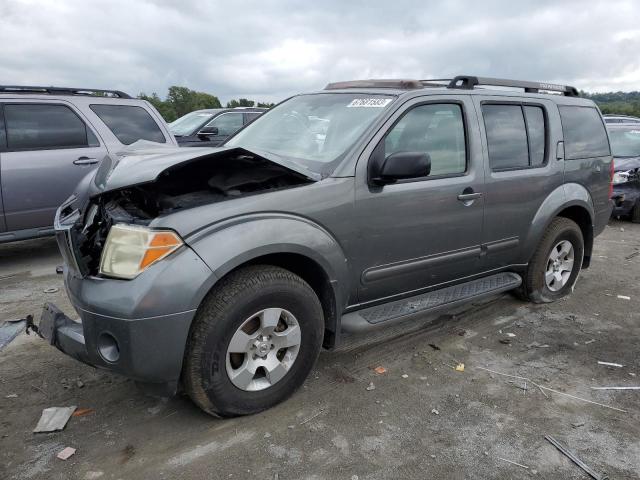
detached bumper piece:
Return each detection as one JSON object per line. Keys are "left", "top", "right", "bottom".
{"left": 39, "top": 303, "right": 91, "bottom": 366}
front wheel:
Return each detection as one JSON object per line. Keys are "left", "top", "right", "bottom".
{"left": 519, "top": 217, "right": 584, "bottom": 303}
{"left": 183, "top": 265, "right": 324, "bottom": 417}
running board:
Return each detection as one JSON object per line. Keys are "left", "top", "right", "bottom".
{"left": 341, "top": 272, "right": 522, "bottom": 333}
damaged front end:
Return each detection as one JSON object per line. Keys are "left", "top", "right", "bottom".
{"left": 611, "top": 156, "right": 640, "bottom": 218}
{"left": 66, "top": 148, "right": 315, "bottom": 276}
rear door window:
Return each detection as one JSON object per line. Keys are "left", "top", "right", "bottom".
{"left": 559, "top": 106, "right": 610, "bottom": 159}
{"left": 482, "top": 103, "right": 548, "bottom": 170}
{"left": 90, "top": 104, "right": 166, "bottom": 145}
{"left": 482, "top": 104, "right": 529, "bottom": 170}
{"left": 4, "top": 103, "right": 97, "bottom": 151}
{"left": 0, "top": 107, "right": 6, "bottom": 148}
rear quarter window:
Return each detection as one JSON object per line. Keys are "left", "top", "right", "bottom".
{"left": 90, "top": 104, "right": 166, "bottom": 145}
{"left": 559, "top": 106, "right": 610, "bottom": 159}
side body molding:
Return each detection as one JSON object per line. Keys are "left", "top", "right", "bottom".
{"left": 521, "top": 182, "right": 595, "bottom": 261}
{"left": 186, "top": 212, "right": 350, "bottom": 319}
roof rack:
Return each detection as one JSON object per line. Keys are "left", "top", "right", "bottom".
{"left": 0, "top": 85, "right": 132, "bottom": 98}
{"left": 324, "top": 79, "right": 426, "bottom": 90}
{"left": 447, "top": 76, "right": 579, "bottom": 97}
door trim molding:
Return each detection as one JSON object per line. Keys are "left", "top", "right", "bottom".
{"left": 361, "top": 245, "right": 482, "bottom": 284}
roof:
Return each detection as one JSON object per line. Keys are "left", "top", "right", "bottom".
{"left": 319, "top": 75, "right": 591, "bottom": 105}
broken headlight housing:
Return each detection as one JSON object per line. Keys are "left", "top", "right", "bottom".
{"left": 613, "top": 171, "right": 632, "bottom": 184}
{"left": 99, "top": 224, "right": 183, "bottom": 279}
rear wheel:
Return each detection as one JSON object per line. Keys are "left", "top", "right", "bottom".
{"left": 183, "top": 265, "right": 324, "bottom": 417}
{"left": 519, "top": 217, "right": 584, "bottom": 303}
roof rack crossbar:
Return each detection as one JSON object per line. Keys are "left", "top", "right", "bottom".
{"left": 447, "top": 76, "right": 579, "bottom": 97}
{"left": 0, "top": 85, "right": 132, "bottom": 98}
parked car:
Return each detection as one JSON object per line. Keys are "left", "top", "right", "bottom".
{"left": 169, "top": 107, "right": 266, "bottom": 147}
{"left": 0, "top": 85, "right": 176, "bottom": 243}
{"left": 40, "top": 75, "right": 613, "bottom": 417}
{"left": 603, "top": 114, "right": 640, "bottom": 124}
{"left": 609, "top": 124, "right": 640, "bottom": 221}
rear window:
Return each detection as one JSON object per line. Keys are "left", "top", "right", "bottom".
{"left": 90, "top": 104, "right": 166, "bottom": 145}
{"left": 4, "top": 103, "right": 97, "bottom": 151}
{"left": 559, "top": 106, "right": 610, "bottom": 159}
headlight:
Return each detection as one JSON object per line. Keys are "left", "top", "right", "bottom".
{"left": 612, "top": 171, "right": 631, "bottom": 184}
{"left": 99, "top": 224, "right": 183, "bottom": 279}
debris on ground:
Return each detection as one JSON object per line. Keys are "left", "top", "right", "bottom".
{"left": 505, "top": 332, "right": 516, "bottom": 337}
{"left": 616, "top": 294, "right": 630, "bottom": 300}
{"left": 499, "top": 338, "right": 512, "bottom": 345}
{"left": 476, "top": 366, "right": 626, "bottom": 412}
{"left": 43, "top": 287, "right": 59, "bottom": 294}
{"left": 591, "top": 386, "right": 640, "bottom": 391}
{"left": 455, "top": 363, "right": 465, "bottom": 372}
{"left": 299, "top": 409, "right": 324, "bottom": 425}
{"left": 497, "top": 457, "right": 529, "bottom": 470}
{"left": 33, "top": 406, "right": 77, "bottom": 433}
{"left": 401, "top": 374, "right": 409, "bottom": 379}
{"left": 5, "top": 393, "right": 18, "bottom": 398}
{"left": 373, "top": 366, "right": 387, "bottom": 374}
{"left": 545, "top": 435, "right": 607, "bottom": 480}
{"left": 431, "top": 408, "right": 439, "bottom": 415}
{"left": 57, "top": 447, "right": 76, "bottom": 460}
{"left": 0, "top": 318, "right": 27, "bottom": 351}
{"left": 597, "top": 361, "right": 624, "bottom": 368}
{"left": 584, "top": 339, "right": 596, "bottom": 345}
{"left": 527, "top": 342, "right": 550, "bottom": 348}
{"left": 365, "top": 382, "right": 375, "bottom": 391}
{"left": 571, "top": 421, "right": 585, "bottom": 428}
{"left": 428, "top": 344, "right": 440, "bottom": 351}
{"left": 72, "top": 408, "right": 95, "bottom": 417}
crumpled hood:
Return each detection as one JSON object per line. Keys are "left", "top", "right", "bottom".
{"left": 89, "top": 144, "right": 320, "bottom": 197}
{"left": 613, "top": 156, "right": 640, "bottom": 171}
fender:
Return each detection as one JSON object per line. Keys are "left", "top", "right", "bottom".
{"left": 186, "top": 212, "right": 350, "bottom": 317}
{"left": 522, "top": 182, "right": 595, "bottom": 261}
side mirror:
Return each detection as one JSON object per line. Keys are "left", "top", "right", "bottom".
{"left": 198, "top": 126, "right": 219, "bottom": 138}
{"left": 372, "top": 151, "right": 431, "bottom": 185}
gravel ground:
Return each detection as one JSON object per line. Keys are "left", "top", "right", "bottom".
{"left": 1, "top": 220, "right": 639, "bottom": 479}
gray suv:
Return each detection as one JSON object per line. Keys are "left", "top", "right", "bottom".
{"left": 38, "top": 76, "right": 613, "bottom": 417}
{"left": 0, "top": 86, "right": 176, "bottom": 243}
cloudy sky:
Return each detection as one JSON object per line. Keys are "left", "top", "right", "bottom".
{"left": 1, "top": 0, "right": 639, "bottom": 103}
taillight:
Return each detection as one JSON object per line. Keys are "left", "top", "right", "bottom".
{"left": 608, "top": 160, "right": 615, "bottom": 198}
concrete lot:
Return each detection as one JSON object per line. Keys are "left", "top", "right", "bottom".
{"left": 1, "top": 220, "right": 639, "bottom": 479}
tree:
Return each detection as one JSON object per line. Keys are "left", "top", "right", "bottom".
{"left": 226, "top": 98, "right": 255, "bottom": 108}
{"left": 257, "top": 102, "right": 276, "bottom": 108}
{"left": 138, "top": 86, "right": 222, "bottom": 122}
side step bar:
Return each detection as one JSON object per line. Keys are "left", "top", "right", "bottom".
{"left": 341, "top": 272, "right": 522, "bottom": 333}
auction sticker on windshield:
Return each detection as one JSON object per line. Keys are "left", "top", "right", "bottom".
{"left": 347, "top": 98, "right": 393, "bottom": 108}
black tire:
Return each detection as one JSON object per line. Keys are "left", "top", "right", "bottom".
{"left": 632, "top": 202, "right": 640, "bottom": 224}
{"left": 519, "top": 217, "right": 584, "bottom": 304}
{"left": 183, "top": 265, "right": 324, "bottom": 417}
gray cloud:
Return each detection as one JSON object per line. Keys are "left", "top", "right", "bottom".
{"left": 1, "top": 0, "right": 638, "bottom": 103}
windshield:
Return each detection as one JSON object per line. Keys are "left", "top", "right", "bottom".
{"left": 226, "top": 93, "right": 395, "bottom": 174}
{"left": 609, "top": 128, "right": 640, "bottom": 157}
{"left": 169, "top": 111, "right": 217, "bottom": 136}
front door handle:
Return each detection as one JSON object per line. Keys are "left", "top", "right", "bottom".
{"left": 457, "top": 192, "right": 482, "bottom": 201}
{"left": 73, "top": 157, "right": 98, "bottom": 166}
{"left": 457, "top": 187, "right": 483, "bottom": 205}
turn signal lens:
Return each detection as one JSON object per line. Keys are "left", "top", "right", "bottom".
{"left": 99, "top": 224, "right": 183, "bottom": 279}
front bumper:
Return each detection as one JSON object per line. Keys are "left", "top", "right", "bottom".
{"left": 611, "top": 183, "right": 640, "bottom": 216}
{"left": 40, "top": 203, "right": 217, "bottom": 392}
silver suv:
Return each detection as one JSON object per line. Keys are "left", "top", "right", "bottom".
{"left": 0, "top": 86, "right": 176, "bottom": 243}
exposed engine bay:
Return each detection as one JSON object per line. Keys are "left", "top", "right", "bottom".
{"left": 73, "top": 151, "right": 314, "bottom": 274}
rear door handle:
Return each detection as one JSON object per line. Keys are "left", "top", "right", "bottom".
{"left": 73, "top": 157, "right": 98, "bottom": 166}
